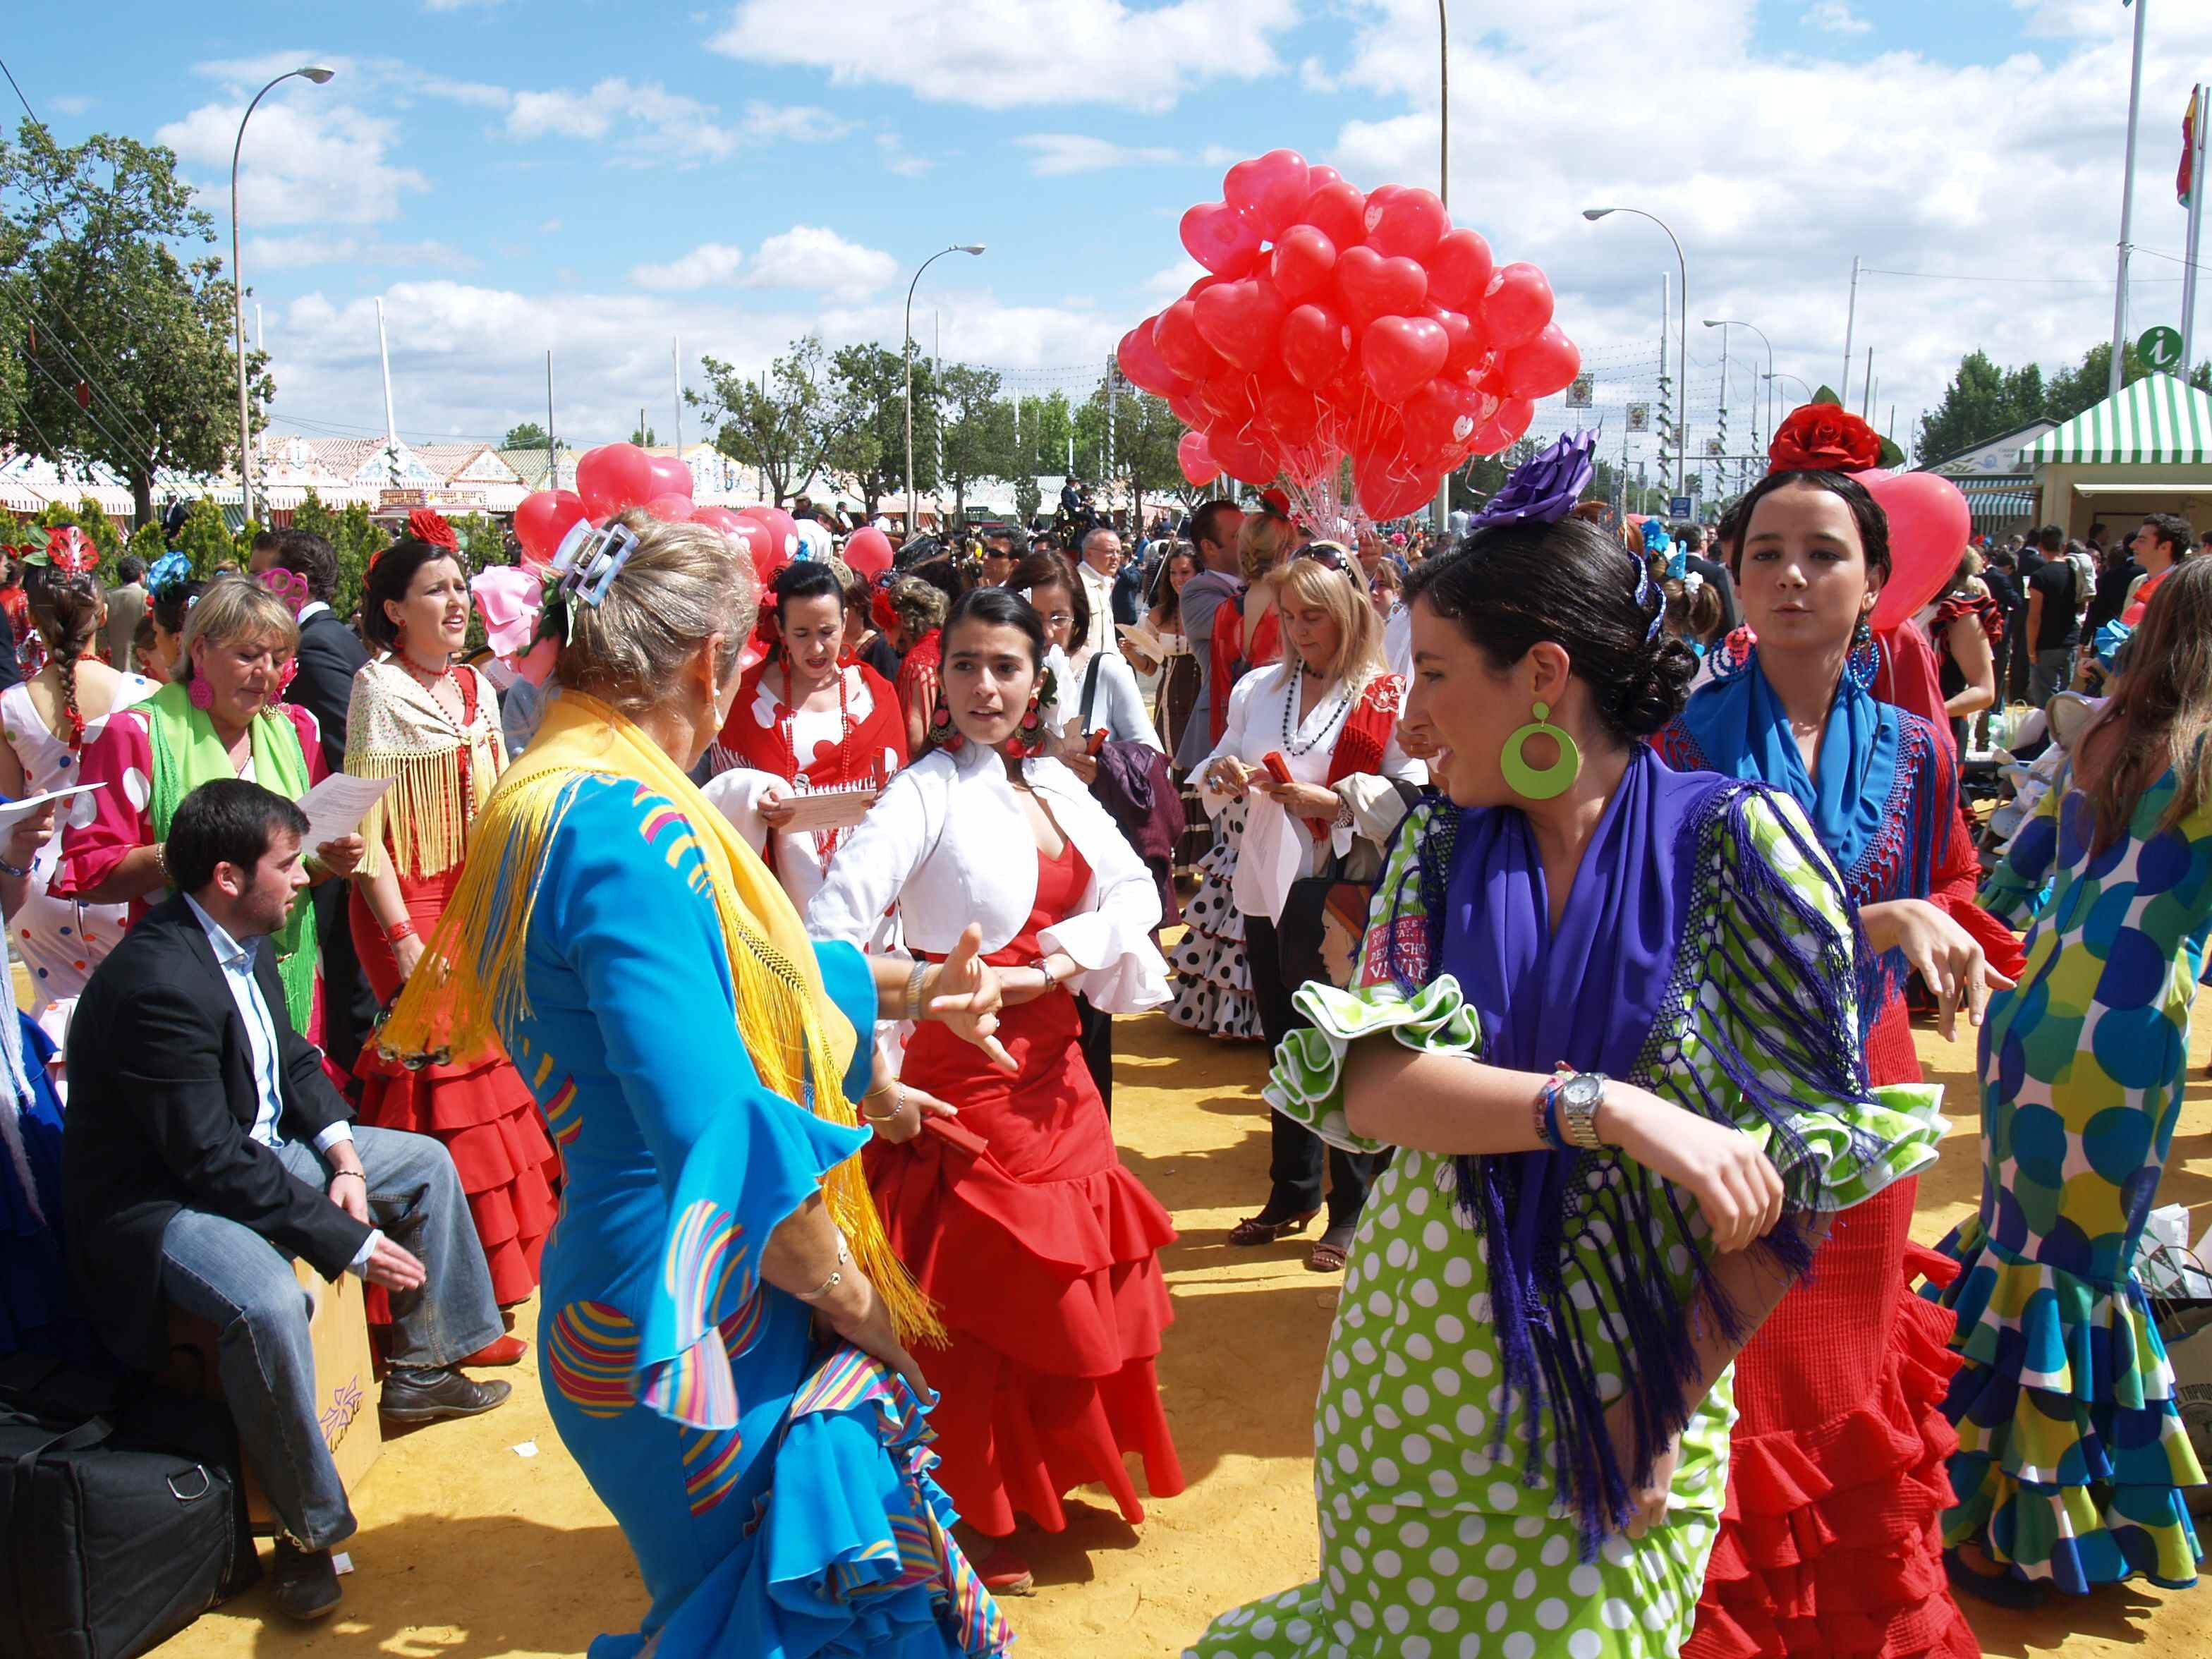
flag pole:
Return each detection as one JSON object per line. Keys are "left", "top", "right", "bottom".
{"left": 2109, "top": 0, "right": 2150, "bottom": 396}
{"left": 2184, "top": 83, "right": 2206, "bottom": 372}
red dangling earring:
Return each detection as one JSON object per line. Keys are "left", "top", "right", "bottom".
{"left": 926, "top": 693, "right": 964, "bottom": 753}
{"left": 187, "top": 676, "right": 214, "bottom": 712}
{"left": 1002, "top": 688, "right": 1047, "bottom": 759}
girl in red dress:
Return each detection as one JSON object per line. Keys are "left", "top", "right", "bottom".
{"left": 806, "top": 585, "right": 1183, "bottom": 1595}
{"left": 346, "top": 522, "right": 557, "bottom": 1357}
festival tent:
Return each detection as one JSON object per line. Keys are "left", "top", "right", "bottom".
{"left": 1921, "top": 418, "right": 2055, "bottom": 536}
{"left": 2019, "top": 373, "right": 2212, "bottom": 537}
{"left": 0, "top": 449, "right": 141, "bottom": 520}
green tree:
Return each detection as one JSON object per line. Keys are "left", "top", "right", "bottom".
{"left": 629, "top": 423, "right": 658, "bottom": 447}
{"left": 1916, "top": 350, "right": 2048, "bottom": 463}
{"left": 0, "top": 119, "right": 268, "bottom": 526}
{"left": 938, "top": 363, "right": 1014, "bottom": 522}
{"left": 1016, "top": 391, "right": 1074, "bottom": 477}
{"left": 171, "top": 497, "right": 238, "bottom": 577}
{"left": 691, "top": 336, "right": 846, "bottom": 506}
{"left": 1014, "top": 477, "right": 1041, "bottom": 523}
{"left": 125, "top": 518, "right": 166, "bottom": 568}
{"left": 2044, "top": 341, "right": 2151, "bottom": 425}
{"left": 501, "top": 421, "right": 549, "bottom": 451}
{"left": 827, "top": 343, "right": 937, "bottom": 522}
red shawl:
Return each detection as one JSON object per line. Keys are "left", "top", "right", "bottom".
{"left": 1295, "top": 672, "right": 1405, "bottom": 841}
{"left": 718, "top": 659, "right": 908, "bottom": 789}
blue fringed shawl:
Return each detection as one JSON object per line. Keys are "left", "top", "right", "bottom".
{"left": 1371, "top": 748, "right": 1883, "bottom": 1555}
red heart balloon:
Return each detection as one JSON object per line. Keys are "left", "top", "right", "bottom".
{"left": 1480, "top": 263, "right": 1555, "bottom": 350}
{"left": 514, "top": 489, "right": 588, "bottom": 567}
{"left": 576, "top": 443, "right": 657, "bottom": 518}
{"left": 1469, "top": 398, "right": 1536, "bottom": 454}
{"left": 1168, "top": 389, "right": 1208, "bottom": 430}
{"left": 1362, "top": 315, "right": 1450, "bottom": 405}
{"left": 1177, "top": 430, "right": 1220, "bottom": 487}
{"left": 644, "top": 492, "right": 695, "bottom": 523}
{"left": 1430, "top": 308, "right": 1485, "bottom": 376}
{"left": 1271, "top": 225, "right": 1339, "bottom": 303}
{"left": 1427, "top": 228, "right": 1496, "bottom": 312}
{"left": 646, "top": 453, "right": 693, "bottom": 500}
{"left": 1223, "top": 148, "right": 1311, "bottom": 240}
{"left": 1257, "top": 377, "right": 1325, "bottom": 447}
{"left": 1208, "top": 422, "right": 1278, "bottom": 487}
{"left": 1864, "top": 472, "right": 1972, "bottom": 631}
{"left": 1153, "top": 300, "right": 1224, "bottom": 382}
{"left": 689, "top": 504, "right": 746, "bottom": 537}
{"left": 1281, "top": 302, "right": 1353, "bottom": 389}
{"left": 1194, "top": 279, "right": 1289, "bottom": 371}
{"left": 1198, "top": 372, "right": 1257, "bottom": 424}
{"left": 1402, "top": 379, "right": 1487, "bottom": 466}
{"left": 1117, "top": 321, "right": 1180, "bottom": 397}
{"left": 1306, "top": 164, "right": 1343, "bottom": 192}
{"left": 1180, "top": 200, "right": 1262, "bottom": 276}
{"left": 1298, "top": 180, "right": 1368, "bottom": 251}
{"left": 842, "top": 525, "right": 895, "bottom": 578}
{"left": 737, "top": 506, "right": 801, "bottom": 566}
{"left": 1335, "top": 245, "right": 1429, "bottom": 329}
{"left": 1498, "top": 324, "right": 1581, "bottom": 400}
{"left": 1363, "top": 186, "right": 1449, "bottom": 262}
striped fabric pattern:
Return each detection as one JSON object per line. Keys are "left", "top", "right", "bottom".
{"left": 2017, "top": 372, "right": 2212, "bottom": 464}
{"left": 546, "top": 1300, "right": 640, "bottom": 1418}
{"left": 640, "top": 1200, "right": 751, "bottom": 1428}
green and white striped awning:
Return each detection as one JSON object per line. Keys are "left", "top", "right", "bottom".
{"left": 2018, "top": 374, "right": 2212, "bottom": 465}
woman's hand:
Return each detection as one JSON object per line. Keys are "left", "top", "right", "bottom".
{"left": 1861, "top": 897, "right": 2015, "bottom": 1042}
{"left": 1599, "top": 1084, "right": 1785, "bottom": 1254}
{"left": 920, "top": 923, "right": 1016, "bottom": 1074}
{"left": 1601, "top": 1394, "right": 1683, "bottom": 1539}
{"left": 391, "top": 930, "right": 426, "bottom": 984}
{"left": 1252, "top": 777, "right": 1339, "bottom": 821}
{"left": 313, "top": 834, "right": 366, "bottom": 880}
{"left": 3, "top": 803, "right": 56, "bottom": 873}
{"left": 1202, "top": 756, "right": 1249, "bottom": 800}
{"left": 860, "top": 1076, "right": 958, "bottom": 1146}
{"left": 1062, "top": 750, "right": 1100, "bottom": 786}
{"left": 816, "top": 1271, "right": 930, "bottom": 1397}
{"left": 758, "top": 789, "right": 798, "bottom": 830}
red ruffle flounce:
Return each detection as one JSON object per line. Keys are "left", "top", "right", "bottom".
{"left": 1687, "top": 1232, "right": 1976, "bottom": 1659}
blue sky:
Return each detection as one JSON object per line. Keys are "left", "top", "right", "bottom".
{"left": 5, "top": 0, "right": 2206, "bottom": 473}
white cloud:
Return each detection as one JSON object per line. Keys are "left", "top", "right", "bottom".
{"left": 630, "top": 243, "right": 748, "bottom": 291}
{"left": 246, "top": 236, "right": 480, "bottom": 273}
{"left": 157, "top": 99, "right": 427, "bottom": 226}
{"left": 1018, "top": 135, "right": 1182, "bottom": 176}
{"left": 1143, "top": 259, "right": 1205, "bottom": 300}
{"left": 506, "top": 78, "right": 739, "bottom": 161}
{"left": 425, "top": 0, "right": 503, "bottom": 9}
{"left": 743, "top": 227, "right": 900, "bottom": 300}
{"left": 708, "top": 0, "right": 1302, "bottom": 113}
{"left": 877, "top": 132, "right": 933, "bottom": 177}
{"left": 1801, "top": 1, "right": 1871, "bottom": 32}
{"left": 47, "top": 95, "right": 92, "bottom": 116}
{"left": 741, "top": 101, "right": 853, "bottom": 142}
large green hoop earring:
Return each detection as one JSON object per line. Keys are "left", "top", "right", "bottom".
{"left": 1500, "top": 700, "right": 1581, "bottom": 801}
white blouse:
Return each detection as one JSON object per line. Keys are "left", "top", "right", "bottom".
{"left": 806, "top": 741, "right": 1169, "bottom": 1015}
{"left": 1201, "top": 664, "right": 1426, "bottom": 921}
{"left": 1058, "top": 648, "right": 1165, "bottom": 751}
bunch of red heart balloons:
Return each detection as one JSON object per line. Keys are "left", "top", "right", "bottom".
{"left": 1118, "top": 150, "right": 1580, "bottom": 522}
{"left": 510, "top": 441, "right": 806, "bottom": 590}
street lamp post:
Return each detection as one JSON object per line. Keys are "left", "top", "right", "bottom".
{"left": 231, "top": 63, "right": 334, "bottom": 527}
{"left": 1433, "top": 0, "right": 1452, "bottom": 540}
{"left": 1583, "top": 207, "right": 1687, "bottom": 497}
{"left": 1703, "top": 320, "right": 1773, "bottom": 458}
{"left": 903, "top": 243, "right": 985, "bottom": 539}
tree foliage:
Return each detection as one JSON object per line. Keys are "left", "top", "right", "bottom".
{"left": 827, "top": 343, "right": 938, "bottom": 521}
{"left": 938, "top": 362, "right": 1012, "bottom": 521}
{"left": 1918, "top": 340, "right": 2212, "bottom": 465}
{"left": 691, "top": 337, "right": 846, "bottom": 506}
{"left": 500, "top": 420, "right": 548, "bottom": 451}
{"left": 0, "top": 119, "right": 267, "bottom": 525}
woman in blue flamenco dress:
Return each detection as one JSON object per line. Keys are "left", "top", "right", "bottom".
{"left": 384, "top": 510, "right": 1013, "bottom": 1658}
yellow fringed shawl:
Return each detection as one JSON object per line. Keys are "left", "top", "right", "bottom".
{"left": 382, "top": 688, "right": 942, "bottom": 1347}
{"left": 344, "top": 658, "right": 508, "bottom": 881}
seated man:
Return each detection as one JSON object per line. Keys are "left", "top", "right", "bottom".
{"left": 62, "top": 779, "right": 509, "bottom": 1622}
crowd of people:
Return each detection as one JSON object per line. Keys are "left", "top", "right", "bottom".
{"left": 0, "top": 396, "right": 2206, "bottom": 1659}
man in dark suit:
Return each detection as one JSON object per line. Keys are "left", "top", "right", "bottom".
{"left": 63, "top": 780, "right": 507, "bottom": 1622}
{"left": 252, "top": 529, "right": 375, "bottom": 1075}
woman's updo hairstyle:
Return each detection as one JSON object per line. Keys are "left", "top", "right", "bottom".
{"left": 942, "top": 584, "right": 1047, "bottom": 670}
{"left": 554, "top": 511, "right": 756, "bottom": 719}
{"left": 1406, "top": 513, "right": 1698, "bottom": 742}
{"left": 770, "top": 557, "right": 843, "bottom": 619}
{"left": 885, "top": 573, "right": 949, "bottom": 642}
{"left": 1724, "top": 470, "right": 1892, "bottom": 585}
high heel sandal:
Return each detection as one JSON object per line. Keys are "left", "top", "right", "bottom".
{"left": 1227, "top": 1208, "right": 1320, "bottom": 1247}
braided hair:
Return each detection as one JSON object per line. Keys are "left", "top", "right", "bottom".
{"left": 31, "top": 570, "right": 104, "bottom": 748}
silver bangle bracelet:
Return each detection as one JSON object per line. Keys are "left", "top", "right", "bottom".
{"left": 796, "top": 1234, "right": 851, "bottom": 1304}
{"left": 903, "top": 959, "right": 930, "bottom": 1023}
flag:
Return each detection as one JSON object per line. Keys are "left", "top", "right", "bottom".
{"left": 2184, "top": 87, "right": 2201, "bottom": 209}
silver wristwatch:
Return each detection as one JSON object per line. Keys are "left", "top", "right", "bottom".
{"left": 1555, "top": 1072, "right": 1607, "bottom": 1150}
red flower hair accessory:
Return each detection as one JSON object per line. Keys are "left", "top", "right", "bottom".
{"left": 1768, "top": 404, "right": 1882, "bottom": 475}
{"left": 406, "top": 506, "right": 459, "bottom": 551}
{"left": 44, "top": 526, "right": 98, "bottom": 575}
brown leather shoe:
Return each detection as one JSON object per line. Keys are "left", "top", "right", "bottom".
{"left": 378, "top": 1367, "right": 511, "bottom": 1424}
{"left": 270, "top": 1540, "right": 341, "bottom": 1621}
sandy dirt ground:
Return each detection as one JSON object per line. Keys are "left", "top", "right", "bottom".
{"left": 161, "top": 1003, "right": 2212, "bottom": 1659}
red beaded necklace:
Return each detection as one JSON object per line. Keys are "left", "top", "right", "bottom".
{"left": 775, "top": 660, "right": 858, "bottom": 859}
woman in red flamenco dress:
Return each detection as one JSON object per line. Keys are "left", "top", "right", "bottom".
{"left": 1655, "top": 421, "right": 2024, "bottom": 1659}
{"left": 346, "top": 520, "right": 559, "bottom": 1359}
{"left": 806, "top": 585, "right": 1183, "bottom": 1594}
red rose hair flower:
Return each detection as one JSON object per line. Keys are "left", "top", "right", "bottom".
{"left": 406, "top": 506, "right": 459, "bottom": 550}
{"left": 1768, "top": 404, "right": 1882, "bottom": 475}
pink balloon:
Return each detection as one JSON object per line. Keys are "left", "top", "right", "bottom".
{"left": 643, "top": 492, "right": 695, "bottom": 523}
{"left": 1208, "top": 423, "right": 1277, "bottom": 487}
{"left": 1194, "top": 279, "right": 1288, "bottom": 371}
{"left": 1480, "top": 264, "right": 1555, "bottom": 350}
{"left": 1498, "top": 324, "right": 1581, "bottom": 400}
{"left": 1334, "top": 245, "right": 1428, "bottom": 329}
{"left": 1180, "top": 200, "right": 1263, "bottom": 276}
{"left": 576, "top": 443, "right": 657, "bottom": 518}
{"left": 843, "top": 525, "right": 895, "bottom": 578}
{"left": 1281, "top": 302, "right": 1353, "bottom": 390}
{"left": 1427, "top": 228, "right": 1496, "bottom": 312}
{"left": 1362, "top": 315, "right": 1450, "bottom": 404}
{"left": 738, "top": 506, "right": 801, "bottom": 566}
{"left": 1430, "top": 308, "right": 1485, "bottom": 376}
{"left": 513, "top": 489, "right": 588, "bottom": 568}
{"left": 1363, "top": 187, "right": 1449, "bottom": 262}
{"left": 1864, "top": 472, "right": 1972, "bottom": 631}
{"left": 1153, "top": 299, "right": 1224, "bottom": 383}
{"left": 1177, "top": 430, "right": 1220, "bottom": 487}
{"left": 1299, "top": 180, "right": 1368, "bottom": 250}
{"left": 1305, "top": 164, "right": 1343, "bottom": 193}
{"left": 689, "top": 504, "right": 747, "bottom": 537}
{"left": 1469, "top": 398, "right": 1536, "bottom": 454}
{"left": 1117, "top": 320, "right": 1184, "bottom": 398}
{"left": 1223, "top": 149, "right": 1311, "bottom": 240}
{"left": 646, "top": 453, "right": 693, "bottom": 499}
{"left": 1271, "top": 225, "right": 1339, "bottom": 302}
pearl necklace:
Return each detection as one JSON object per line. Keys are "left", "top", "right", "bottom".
{"left": 1280, "top": 666, "right": 1352, "bottom": 758}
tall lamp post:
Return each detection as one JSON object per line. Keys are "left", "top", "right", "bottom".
{"left": 1432, "top": 0, "right": 1452, "bottom": 539}
{"left": 903, "top": 243, "right": 985, "bottom": 539}
{"left": 1703, "top": 320, "right": 1773, "bottom": 458}
{"left": 1583, "top": 207, "right": 1687, "bottom": 497}
{"left": 231, "top": 63, "right": 334, "bottom": 527}
{"left": 1766, "top": 371, "right": 1813, "bottom": 404}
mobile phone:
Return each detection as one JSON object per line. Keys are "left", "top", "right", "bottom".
{"left": 1085, "top": 728, "right": 1108, "bottom": 755}
{"left": 1260, "top": 750, "right": 1292, "bottom": 786}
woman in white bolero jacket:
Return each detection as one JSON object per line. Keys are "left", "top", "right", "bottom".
{"left": 804, "top": 585, "right": 1184, "bottom": 1595}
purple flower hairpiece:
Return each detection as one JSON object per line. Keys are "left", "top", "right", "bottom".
{"left": 1466, "top": 430, "right": 1597, "bottom": 532}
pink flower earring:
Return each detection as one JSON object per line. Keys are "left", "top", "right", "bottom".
{"left": 187, "top": 677, "right": 214, "bottom": 712}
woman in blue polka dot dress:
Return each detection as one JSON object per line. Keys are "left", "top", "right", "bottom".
{"left": 1928, "top": 557, "right": 2212, "bottom": 1600}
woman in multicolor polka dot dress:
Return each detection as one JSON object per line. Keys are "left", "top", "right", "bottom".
{"left": 1928, "top": 556, "right": 2212, "bottom": 1602}
{"left": 1188, "top": 442, "right": 1945, "bottom": 1659}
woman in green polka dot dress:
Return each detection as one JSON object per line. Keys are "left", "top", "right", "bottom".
{"left": 1927, "top": 558, "right": 2212, "bottom": 1600}
{"left": 1187, "top": 460, "right": 1945, "bottom": 1659}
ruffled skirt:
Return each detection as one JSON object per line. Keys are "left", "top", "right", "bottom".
{"left": 1169, "top": 801, "right": 1261, "bottom": 1042}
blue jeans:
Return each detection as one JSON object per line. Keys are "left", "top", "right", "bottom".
{"left": 158, "top": 1126, "right": 504, "bottom": 1548}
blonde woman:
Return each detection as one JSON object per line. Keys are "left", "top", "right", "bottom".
{"left": 1199, "top": 546, "right": 1424, "bottom": 1270}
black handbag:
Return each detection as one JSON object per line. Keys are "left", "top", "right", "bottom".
{"left": 0, "top": 1356, "right": 256, "bottom": 1659}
